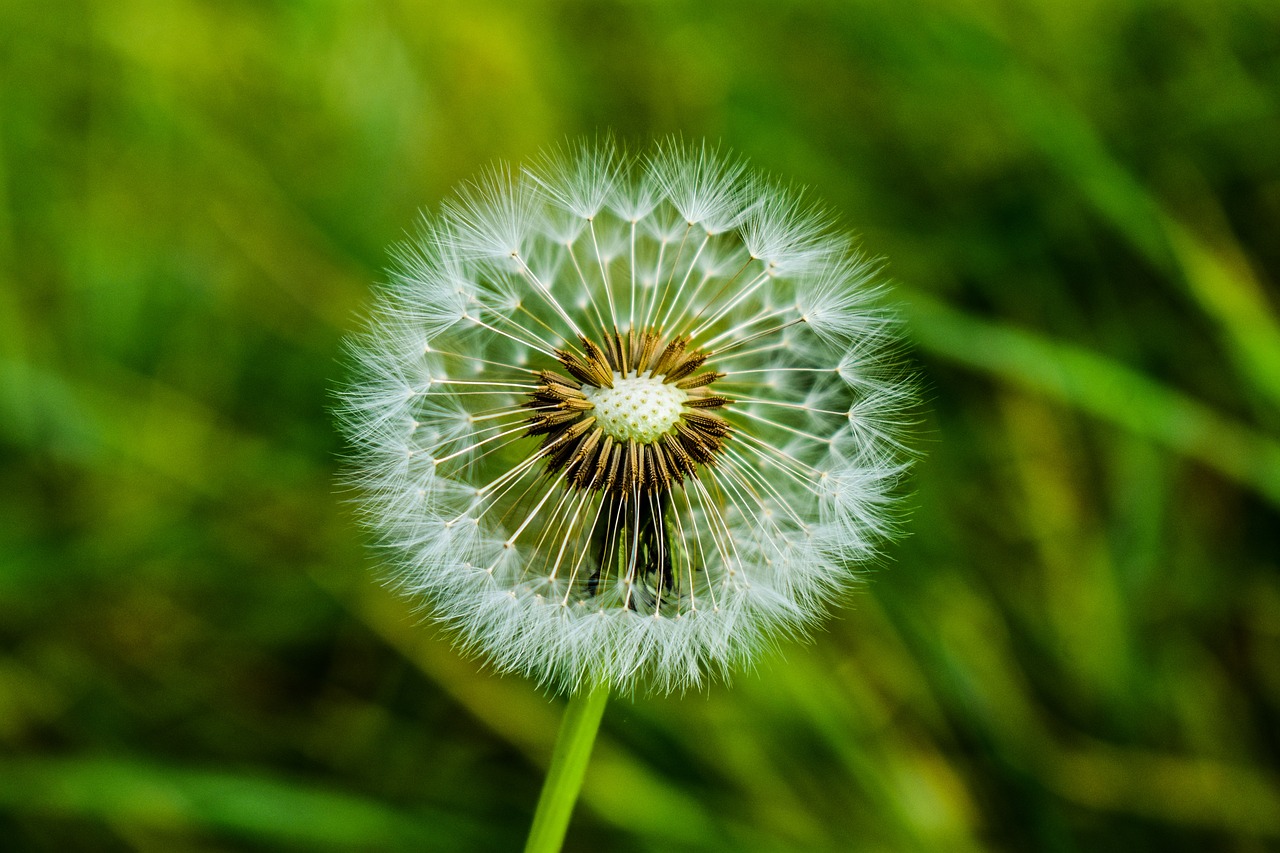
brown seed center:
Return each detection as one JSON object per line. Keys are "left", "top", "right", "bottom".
{"left": 523, "top": 327, "right": 731, "bottom": 496}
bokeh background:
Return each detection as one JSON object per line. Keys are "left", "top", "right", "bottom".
{"left": 3, "top": 0, "right": 1279, "bottom": 850}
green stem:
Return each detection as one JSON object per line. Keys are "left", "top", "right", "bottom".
{"left": 522, "top": 682, "right": 610, "bottom": 853}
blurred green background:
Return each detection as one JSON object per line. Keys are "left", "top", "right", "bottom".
{"left": 2, "top": 0, "right": 1279, "bottom": 850}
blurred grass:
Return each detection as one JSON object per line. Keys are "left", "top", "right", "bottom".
{"left": 0, "top": 756, "right": 474, "bottom": 850}
{"left": 905, "top": 294, "right": 1280, "bottom": 507}
{"left": 2, "top": 0, "right": 1278, "bottom": 850}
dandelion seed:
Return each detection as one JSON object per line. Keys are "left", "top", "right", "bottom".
{"left": 338, "top": 139, "right": 915, "bottom": 694}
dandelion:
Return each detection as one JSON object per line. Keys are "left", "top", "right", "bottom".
{"left": 340, "top": 138, "right": 913, "bottom": 693}
{"left": 338, "top": 138, "right": 914, "bottom": 850}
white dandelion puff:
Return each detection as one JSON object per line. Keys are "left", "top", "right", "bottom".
{"left": 339, "top": 139, "right": 916, "bottom": 694}
{"left": 648, "top": 139, "right": 749, "bottom": 233}
{"left": 527, "top": 140, "right": 619, "bottom": 221}
{"left": 740, "top": 178, "right": 839, "bottom": 276}
{"left": 442, "top": 163, "right": 540, "bottom": 260}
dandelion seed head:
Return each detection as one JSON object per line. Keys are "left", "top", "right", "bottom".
{"left": 338, "top": 138, "right": 915, "bottom": 694}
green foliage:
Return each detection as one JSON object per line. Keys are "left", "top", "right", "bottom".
{"left": 2, "top": 0, "right": 1278, "bottom": 849}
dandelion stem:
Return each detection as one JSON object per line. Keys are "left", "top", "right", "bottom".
{"left": 522, "top": 682, "right": 610, "bottom": 853}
